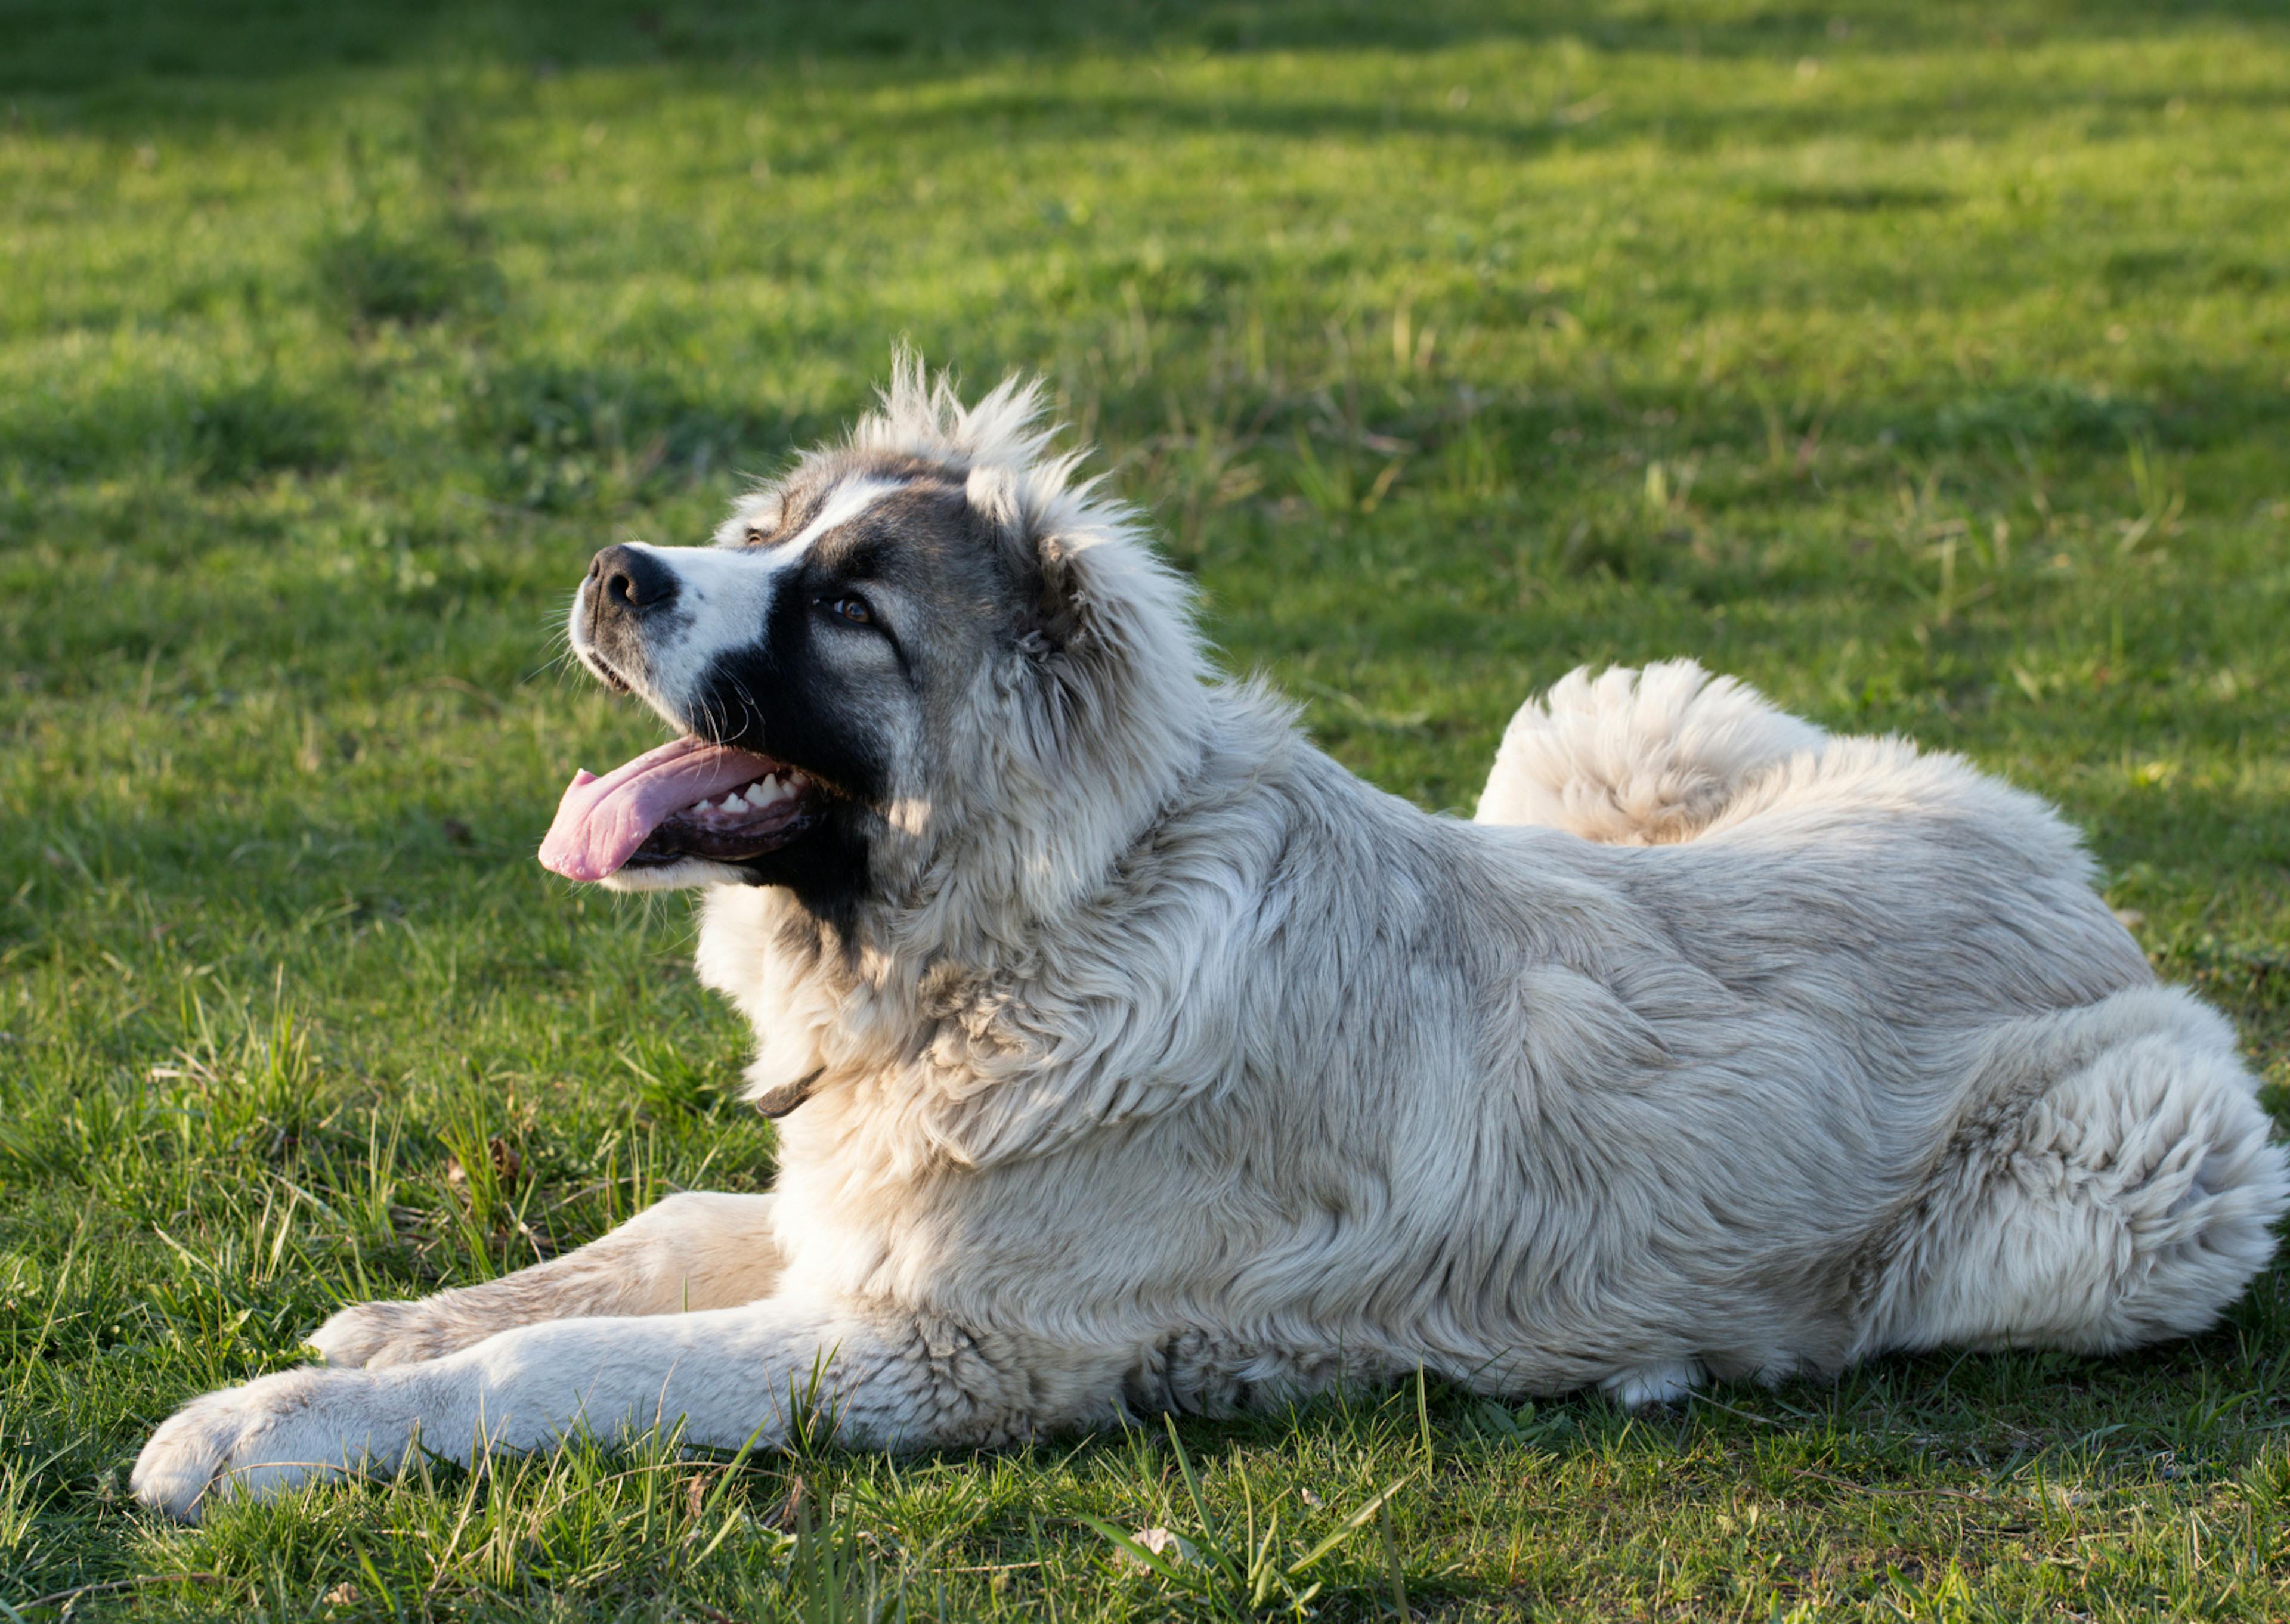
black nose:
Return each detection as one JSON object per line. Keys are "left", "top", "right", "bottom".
{"left": 587, "top": 544, "right": 679, "bottom": 618}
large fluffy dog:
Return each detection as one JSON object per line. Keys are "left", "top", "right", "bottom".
{"left": 135, "top": 364, "right": 2287, "bottom": 1519}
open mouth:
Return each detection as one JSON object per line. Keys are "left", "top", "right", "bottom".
{"left": 538, "top": 736, "right": 821, "bottom": 883}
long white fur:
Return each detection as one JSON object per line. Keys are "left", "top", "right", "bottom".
{"left": 134, "top": 364, "right": 2288, "bottom": 1520}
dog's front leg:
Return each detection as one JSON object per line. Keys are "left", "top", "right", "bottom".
{"left": 132, "top": 1297, "right": 1090, "bottom": 1522}
{"left": 311, "top": 1192, "right": 784, "bottom": 1369}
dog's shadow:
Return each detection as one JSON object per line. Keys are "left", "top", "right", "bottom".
{"left": 1025, "top": 1300, "right": 2288, "bottom": 1505}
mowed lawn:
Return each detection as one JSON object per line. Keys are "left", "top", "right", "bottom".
{"left": 5, "top": 0, "right": 2290, "bottom": 1616}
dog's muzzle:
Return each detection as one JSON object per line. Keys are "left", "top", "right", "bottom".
{"left": 580, "top": 544, "right": 680, "bottom": 689}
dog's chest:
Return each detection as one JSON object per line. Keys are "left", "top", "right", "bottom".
{"left": 694, "top": 889, "right": 846, "bottom": 1103}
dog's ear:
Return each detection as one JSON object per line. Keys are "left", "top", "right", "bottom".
{"left": 966, "top": 463, "right": 1088, "bottom": 658}
{"left": 720, "top": 484, "right": 787, "bottom": 547}
{"left": 1023, "top": 531, "right": 1092, "bottom": 656}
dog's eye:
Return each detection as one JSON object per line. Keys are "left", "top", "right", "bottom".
{"left": 743, "top": 527, "right": 768, "bottom": 546}
{"left": 823, "top": 594, "right": 874, "bottom": 627}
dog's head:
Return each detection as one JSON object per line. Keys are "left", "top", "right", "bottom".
{"left": 541, "top": 358, "right": 1210, "bottom": 932}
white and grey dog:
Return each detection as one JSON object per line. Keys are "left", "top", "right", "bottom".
{"left": 135, "top": 361, "right": 2287, "bottom": 1520}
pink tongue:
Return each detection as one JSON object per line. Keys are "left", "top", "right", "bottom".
{"left": 539, "top": 736, "right": 779, "bottom": 882}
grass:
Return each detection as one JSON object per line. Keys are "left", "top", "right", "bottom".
{"left": 4, "top": 0, "right": 2290, "bottom": 1615}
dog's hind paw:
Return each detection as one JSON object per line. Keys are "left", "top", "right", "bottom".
{"left": 1599, "top": 1358, "right": 1707, "bottom": 1408}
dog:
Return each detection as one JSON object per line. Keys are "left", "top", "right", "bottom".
{"left": 134, "top": 360, "right": 2288, "bottom": 1520}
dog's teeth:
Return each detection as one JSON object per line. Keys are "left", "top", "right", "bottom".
{"left": 721, "top": 791, "right": 748, "bottom": 812}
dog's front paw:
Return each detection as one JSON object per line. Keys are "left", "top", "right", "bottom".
{"left": 308, "top": 1299, "right": 460, "bottom": 1368}
{"left": 131, "top": 1368, "right": 377, "bottom": 1523}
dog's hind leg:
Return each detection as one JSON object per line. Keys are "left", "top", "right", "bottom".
{"left": 310, "top": 1192, "right": 783, "bottom": 1369}
{"left": 1475, "top": 659, "right": 1826, "bottom": 843}
{"left": 1860, "top": 989, "right": 2288, "bottom": 1362}
{"left": 1599, "top": 1357, "right": 1707, "bottom": 1408}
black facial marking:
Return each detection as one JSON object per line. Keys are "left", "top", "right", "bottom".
{"left": 825, "top": 534, "right": 898, "bottom": 581}
{"left": 668, "top": 544, "right": 895, "bottom": 930}
{"left": 742, "top": 810, "right": 872, "bottom": 939}
{"left": 699, "top": 569, "right": 896, "bottom": 802}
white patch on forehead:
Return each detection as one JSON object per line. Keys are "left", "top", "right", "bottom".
{"left": 765, "top": 477, "right": 904, "bottom": 566}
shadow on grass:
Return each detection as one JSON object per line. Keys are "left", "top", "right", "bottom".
{"left": 0, "top": 374, "right": 350, "bottom": 486}
{"left": 14, "top": 20, "right": 2290, "bottom": 182}
{"left": 8, "top": 0, "right": 2290, "bottom": 101}
{"left": 1115, "top": 1275, "right": 2290, "bottom": 1501}
{"left": 825, "top": 75, "right": 2290, "bottom": 173}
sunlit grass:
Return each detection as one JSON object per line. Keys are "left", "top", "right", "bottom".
{"left": 5, "top": 1, "right": 2290, "bottom": 1616}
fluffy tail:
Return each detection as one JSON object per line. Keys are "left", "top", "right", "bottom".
{"left": 1475, "top": 660, "right": 1827, "bottom": 844}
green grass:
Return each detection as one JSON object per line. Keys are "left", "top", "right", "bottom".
{"left": 5, "top": 0, "right": 2290, "bottom": 1616}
